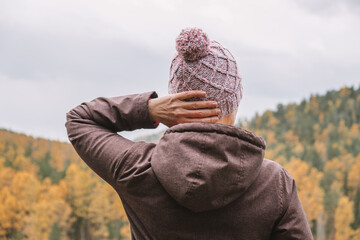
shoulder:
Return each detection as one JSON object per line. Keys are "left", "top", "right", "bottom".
{"left": 252, "top": 159, "right": 293, "bottom": 198}
{"left": 258, "top": 159, "right": 296, "bottom": 209}
{"left": 259, "top": 159, "right": 292, "bottom": 180}
{"left": 261, "top": 159, "right": 294, "bottom": 180}
{"left": 260, "top": 159, "right": 295, "bottom": 194}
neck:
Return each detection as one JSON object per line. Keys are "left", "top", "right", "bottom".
{"left": 217, "top": 111, "right": 237, "bottom": 126}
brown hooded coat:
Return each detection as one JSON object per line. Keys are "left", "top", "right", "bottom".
{"left": 65, "top": 91, "right": 313, "bottom": 240}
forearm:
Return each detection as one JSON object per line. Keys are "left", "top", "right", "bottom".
{"left": 66, "top": 91, "right": 158, "bottom": 135}
{"left": 65, "top": 91, "right": 158, "bottom": 186}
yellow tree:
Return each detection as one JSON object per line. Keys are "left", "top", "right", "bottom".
{"left": 309, "top": 96, "right": 319, "bottom": 114}
{"left": 349, "top": 154, "right": 360, "bottom": 197}
{"left": 0, "top": 187, "right": 22, "bottom": 239}
{"left": 0, "top": 158, "right": 16, "bottom": 190}
{"left": 283, "top": 130, "right": 303, "bottom": 156}
{"left": 323, "top": 157, "right": 348, "bottom": 239}
{"left": 88, "top": 183, "right": 111, "bottom": 240}
{"left": 6, "top": 171, "right": 41, "bottom": 237}
{"left": 12, "top": 154, "right": 38, "bottom": 174}
{"left": 263, "top": 110, "right": 279, "bottom": 128}
{"left": 50, "top": 142, "right": 67, "bottom": 171}
{"left": 120, "top": 223, "right": 131, "bottom": 240}
{"left": 31, "top": 138, "right": 50, "bottom": 161}
{"left": 349, "top": 124, "right": 359, "bottom": 139}
{"left": 10, "top": 171, "right": 41, "bottom": 216}
{"left": 314, "top": 140, "right": 327, "bottom": 163}
{"left": 284, "top": 158, "right": 324, "bottom": 227}
{"left": 105, "top": 183, "right": 128, "bottom": 240}
{"left": 0, "top": 157, "right": 4, "bottom": 171}
{"left": 348, "top": 154, "right": 360, "bottom": 231}
{"left": 337, "top": 153, "right": 356, "bottom": 196}
{"left": 285, "top": 105, "right": 296, "bottom": 129}
{"left": 323, "top": 158, "right": 346, "bottom": 191}
{"left": 105, "top": 183, "right": 127, "bottom": 222}
{"left": 334, "top": 196, "right": 359, "bottom": 240}
{"left": 339, "top": 87, "right": 350, "bottom": 97}
{"left": 347, "top": 124, "right": 360, "bottom": 151}
{"left": 337, "top": 120, "right": 348, "bottom": 140}
{"left": 264, "top": 130, "right": 277, "bottom": 146}
{"left": 4, "top": 145, "right": 16, "bottom": 162}
{"left": 0, "top": 143, "right": 5, "bottom": 153}
{"left": 65, "top": 163, "right": 96, "bottom": 240}
{"left": 24, "top": 178, "right": 73, "bottom": 240}
{"left": 65, "top": 163, "right": 96, "bottom": 218}
{"left": 0, "top": 169, "right": 15, "bottom": 191}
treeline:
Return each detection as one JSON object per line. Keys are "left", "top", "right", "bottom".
{"left": 241, "top": 86, "right": 360, "bottom": 240}
{"left": 0, "top": 130, "right": 130, "bottom": 240}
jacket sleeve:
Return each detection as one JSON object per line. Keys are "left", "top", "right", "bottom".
{"left": 65, "top": 91, "right": 158, "bottom": 188}
{"left": 271, "top": 168, "right": 314, "bottom": 240}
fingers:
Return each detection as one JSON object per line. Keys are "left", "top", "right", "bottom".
{"left": 174, "top": 90, "right": 206, "bottom": 100}
{"left": 179, "top": 108, "right": 221, "bottom": 118}
{"left": 171, "top": 91, "right": 218, "bottom": 109}
{"left": 182, "top": 100, "right": 218, "bottom": 110}
{"left": 163, "top": 91, "right": 222, "bottom": 126}
{"left": 175, "top": 108, "right": 221, "bottom": 125}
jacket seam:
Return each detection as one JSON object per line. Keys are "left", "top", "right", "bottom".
{"left": 165, "top": 128, "right": 265, "bottom": 150}
{"left": 279, "top": 168, "right": 286, "bottom": 218}
{"left": 185, "top": 136, "right": 205, "bottom": 200}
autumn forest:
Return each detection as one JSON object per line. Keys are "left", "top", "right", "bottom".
{"left": 1, "top": 86, "right": 360, "bottom": 240}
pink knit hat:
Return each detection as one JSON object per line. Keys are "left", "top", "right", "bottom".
{"left": 169, "top": 27, "right": 242, "bottom": 117}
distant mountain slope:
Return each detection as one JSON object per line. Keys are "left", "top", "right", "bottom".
{"left": 247, "top": 86, "right": 360, "bottom": 169}
{"left": 0, "top": 129, "right": 130, "bottom": 239}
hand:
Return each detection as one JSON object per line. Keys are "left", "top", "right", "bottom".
{"left": 148, "top": 91, "right": 221, "bottom": 127}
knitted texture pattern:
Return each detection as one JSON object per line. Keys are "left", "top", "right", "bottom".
{"left": 169, "top": 28, "right": 242, "bottom": 117}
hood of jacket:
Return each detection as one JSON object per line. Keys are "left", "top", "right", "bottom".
{"left": 151, "top": 122, "right": 266, "bottom": 213}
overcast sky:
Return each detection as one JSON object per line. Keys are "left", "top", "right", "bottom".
{"left": 1, "top": 0, "right": 360, "bottom": 142}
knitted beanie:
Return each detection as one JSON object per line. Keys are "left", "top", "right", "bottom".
{"left": 168, "top": 27, "right": 242, "bottom": 117}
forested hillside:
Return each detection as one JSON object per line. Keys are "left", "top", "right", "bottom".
{"left": 244, "top": 86, "right": 360, "bottom": 240}
{"left": 1, "top": 86, "right": 360, "bottom": 240}
{"left": 0, "top": 130, "right": 130, "bottom": 240}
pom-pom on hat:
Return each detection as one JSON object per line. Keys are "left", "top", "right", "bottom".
{"left": 176, "top": 28, "right": 210, "bottom": 61}
{"left": 169, "top": 27, "right": 243, "bottom": 118}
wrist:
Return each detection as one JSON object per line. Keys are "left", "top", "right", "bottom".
{"left": 148, "top": 98, "right": 160, "bottom": 125}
